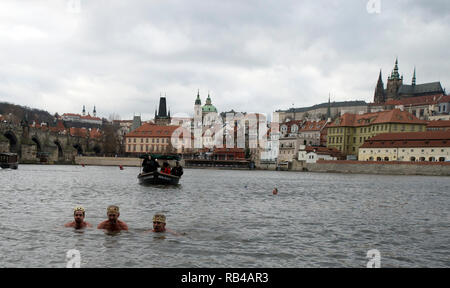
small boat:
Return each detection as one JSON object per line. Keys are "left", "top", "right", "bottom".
{"left": 138, "top": 171, "right": 180, "bottom": 185}
{"left": 0, "top": 152, "right": 18, "bottom": 169}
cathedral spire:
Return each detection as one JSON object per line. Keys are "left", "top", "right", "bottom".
{"left": 412, "top": 67, "right": 416, "bottom": 86}
{"left": 82, "top": 105, "right": 86, "bottom": 116}
{"left": 374, "top": 69, "right": 386, "bottom": 104}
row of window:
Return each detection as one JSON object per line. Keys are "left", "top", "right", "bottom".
{"left": 362, "top": 148, "right": 446, "bottom": 153}
{"left": 329, "top": 124, "right": 423, "bottom": 135}
{"left": 367, "top": 156, "right": 446, "bottom": 162}
{"left": 127, "top": 144, "right": 171, "bottom": 152}
{"left": 127, "top": 138, "right": 169, "bottom": 144}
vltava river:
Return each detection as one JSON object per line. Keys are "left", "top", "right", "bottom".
{"left": 0, "top": 165, "right": 449, "bottom": 267}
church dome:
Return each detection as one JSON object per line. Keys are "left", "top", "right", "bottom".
{"left": 202, "top": 94, "right": 217, "bottom": 113}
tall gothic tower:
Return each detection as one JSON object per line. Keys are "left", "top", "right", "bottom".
{"left": 373, "top": 70, "right": 386, "bottom": 104}
{"left": 154, "top": 96, "right": 171, "bottom": 125}
{"left": 386, "top": 58, "right": 403, "bottom": 101}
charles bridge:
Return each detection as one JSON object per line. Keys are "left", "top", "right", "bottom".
{"left": 0, "top": 121, "right": 103, "bottom": 164}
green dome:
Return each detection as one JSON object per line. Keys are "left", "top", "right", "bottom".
{"left": 202, "top": 104, "right": 217, "bottom": 112}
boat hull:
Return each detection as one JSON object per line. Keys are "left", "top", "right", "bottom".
{"left": 138, "top": 171, "right": 180, "bottom": 185}
{"left": 0, "top": 163, "right": 18, "bottom": 169}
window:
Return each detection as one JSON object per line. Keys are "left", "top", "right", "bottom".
{"left": 146, "top": 138, "right": 149, "bottom": 143}
{"left": 141, "top": 138, "right": 143, "bottom": 143}
{"left": 133, "top": 138, "right": 136, "bottom": 143}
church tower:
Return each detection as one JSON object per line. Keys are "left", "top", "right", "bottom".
{"left": 93, "top": 105, "right": 97, "bottom": 117}
{"left": 194, "top": 89, "right": 202, "bottom": 119}
{"left": 82, "top": 105, "right": 86, "bottom": 116}
{"left": 373, "top": 70, "right": 386, "bottom": 104}
{"left": 386, "top": 58, "right": 403, "bottom": 101}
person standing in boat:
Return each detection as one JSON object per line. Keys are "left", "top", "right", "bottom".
{"left": 171, "top": 161, "right": 183, "bottom": 177}
{"left": 142, "top": 155, "right": 159, "bottom": 173}
{"left": 97, "top": 205, "right": 128, "bottom": 232}
{"left": 64, "top": 206, "right": 93, "bottom": 229}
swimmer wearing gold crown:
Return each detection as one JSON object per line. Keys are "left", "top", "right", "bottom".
{"left": 64, "top": 206, "right": 93, "bottom": 229}
{"left": 97, "top": 205, "right": 128, "bottom": 232}
{"left": 148, "top": 213, "right": 184, "bottom": 236}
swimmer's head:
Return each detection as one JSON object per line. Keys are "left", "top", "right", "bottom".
{"left": 152, "top": 214, "right": 166, "bottom": 232}
{"left": 73, "top": 206, "right": 85, "bottom": 222}
{"left": 73, "top": 206, "right": 85, "bottom": 216}
{"left": 107, "top": 205, "right": 120, "bottom": 223}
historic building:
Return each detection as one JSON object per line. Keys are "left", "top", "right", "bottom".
{"left": 125, "top": 123, "right": 178, "bottom": 154}
{"left": 372, "top": 59, "right": 445, "bottom": 104}
{"left": 427, "top": 120, "right": 450, "bottom": 131}
{"left": 61, "top": 106, "right": 102, "bottom": 127}
{"left": 298, "top": 145, "right": 344, "bottom": 163}
{"left": 194, "top": 90, "right": 218, "bottom": 127}
{"left": 154, "top": 96, "right": 171, "bottom": 126}
{"left": 327, "top": 109, "right": 427, "bottom": 157}
{"left": 275, "top": 100, "right": 368, "bottom": 123}
{"left": 358, "top": 131, "right": 450, "bottom": 162}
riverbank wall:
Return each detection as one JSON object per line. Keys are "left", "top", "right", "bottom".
{"left": 304, "top": 160, "right": 450, "bottom": 176}
{"left": 75, "top": 156, "right": 186, "bottom": 167}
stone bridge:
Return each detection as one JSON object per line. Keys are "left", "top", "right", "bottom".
{"left": 0, "top": 122, "right": 103, "bottom": 164}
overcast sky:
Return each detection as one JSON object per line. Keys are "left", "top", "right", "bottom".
{"left": 0, "top": 0, "right": 449, "bottom": 121}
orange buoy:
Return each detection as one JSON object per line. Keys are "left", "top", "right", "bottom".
{"left": 81, "top": 164, "right": 85, "bottom": 167}
{"left": 119, "top": 165, "right": 124, "bottom": 170}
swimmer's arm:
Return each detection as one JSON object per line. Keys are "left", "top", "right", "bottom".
{"left": 166, "top": 228, "right": 186, "bottom": 236}
{"left": 97, "top": 221, "right": 106, "bottom": 229}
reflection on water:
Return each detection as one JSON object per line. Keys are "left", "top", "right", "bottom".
{"left": 0, "top": 165, "right": 449, "bottom": 267}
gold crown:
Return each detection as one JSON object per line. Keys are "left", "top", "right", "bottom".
{"left": 107, "top": 205, "right": 119, "bottom": 214}
{"left": 153, "top": 214, "right": 166, "bottom": 223}
{"left": 74, "top": 206, "right": 85, "bottom": 213}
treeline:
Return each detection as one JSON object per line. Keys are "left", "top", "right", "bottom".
{"left": 0, "top": 102, "right": 56, "bottom": 124}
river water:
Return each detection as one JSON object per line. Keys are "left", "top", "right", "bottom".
{"left": 0, "top": 165, "right": 449, "bottom": 267}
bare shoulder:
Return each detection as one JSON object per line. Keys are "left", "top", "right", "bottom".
{"left": 64, "top": 222, "right": 75, "bottom": 227}
{"left": 85, "top": 222, "right": 93, "bottom": 228}
{"left": 97, "top": 221, "right": 108, "bottom": 229}
{"left": 119, "top": 221, "right": 129, "bottom": 230}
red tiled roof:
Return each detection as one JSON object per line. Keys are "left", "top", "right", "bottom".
{"left": 69, "top": 127, "right": 88, "bottom": 138}
{"left": 360, "top": 131, "right": 450, "bottom": 148}
{"left": 329, "top": 109, "right": 427, "bottom": 127}
{"left": 438, "top": 95, "right": 450, "bottom": 103}
{"left": 80, "top": 115, "right": 102, "bottom": 121}
{"left": 125, "top": 123, "right": 180, "bottom": 138}
{"left": 427, "top": 120, "right": 450, "bottom": 128}
{"left": 89, "top": 128, "right": 102, "bottom": 139}
{"left": 300, "top": 120, "right": 327, "bottom": 132}
{"left": 62, "top": 113, "right": 81, "bottom": 117}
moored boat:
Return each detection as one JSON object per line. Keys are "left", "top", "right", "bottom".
{"left": 138, "top": 171, "right": 180, "bottom": 185}
{"left": 0, "top": 153, "right": 18, "bottom": 169}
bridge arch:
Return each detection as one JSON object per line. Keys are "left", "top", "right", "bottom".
{"left": 73, "top": 143, "right": 83, "bottom": 155}
{"left": 93, "top": 145, "right": 101, "bottom": 155}
{"left": 54, "top": 140, "right": 64, "bottom": 159}
{"left": 3, "top": 131, "right": 18, "bottom": 153}
{"left": 31, "top": 136, "right": 42, "bottom": 153}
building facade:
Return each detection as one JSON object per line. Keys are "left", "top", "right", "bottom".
{"left": 358, "top": 131, "right": 450, "bottom": 162}
{"left": 124, "top": 123, "right": 180, "bottom": 154}
{"left": 327, "top": 109, "right": 427, "bottom": 156}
